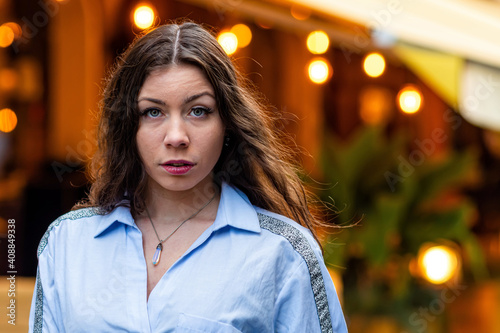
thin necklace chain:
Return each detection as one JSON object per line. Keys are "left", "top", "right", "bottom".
{"left": 145, "top": 193, "right": 216, "bottom": 245}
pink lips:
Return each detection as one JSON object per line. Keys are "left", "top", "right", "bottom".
{"left": 161, "top": 160, "right": 195, "bottom": 175}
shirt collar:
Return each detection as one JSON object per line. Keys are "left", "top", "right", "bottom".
{"left": 211, "top": 182, "right": 261, "bottom": 233}
{"left": 94, "top": 205, "right": 137, "bottom": 238}
{"left": 93, "top": 182, "right": 261, "bottom": 238}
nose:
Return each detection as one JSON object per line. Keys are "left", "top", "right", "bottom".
{"left": 163, "top": 116, "right": 189, "bottom": 148}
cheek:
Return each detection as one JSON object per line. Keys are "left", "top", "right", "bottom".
{"left": 210, "top": 131, "right": 225, "bottom": 161}
{"left": 198, "top": 129, "right": 224, "bottom": 162}
{"left": 135, "top": 130, "right": 145, "bottom": 156}
{"left": 135, "top": 127, "right": 156, "bottom": 160}
{"left": 211, "top": 123, "right": 225, "bottom": 148}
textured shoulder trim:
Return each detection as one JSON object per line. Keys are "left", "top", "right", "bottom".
{"left": 33, "top": 269, "right": 43, "bottom": 333}
{"left": 34, "top": 208, "right": 99, "bottom": 332}
{"left": 257, "top": 212, "right": 333, "bottom": 333}
{"left": 37, "top": 208, "right": 99, "bottom": 258}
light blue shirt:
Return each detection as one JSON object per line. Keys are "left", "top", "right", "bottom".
{"left": 29, "top": 183, "right": 348, "bottom": 332}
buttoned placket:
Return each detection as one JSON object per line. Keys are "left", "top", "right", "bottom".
{"left": 124, "top": 223, "right": 153, "bottom": 332}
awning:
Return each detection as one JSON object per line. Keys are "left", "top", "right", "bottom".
{"left": 287, "top": 0, "right": 500, "bottom": 68}
{"left": 286, "top": 0, "right": 500, "bottom": 130}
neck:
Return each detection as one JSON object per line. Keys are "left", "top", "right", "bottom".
{"left": 142, "top": 179, "right": 220, "bottom": 226}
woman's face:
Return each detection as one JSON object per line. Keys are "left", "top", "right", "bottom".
{"left": 136, "top": 64, "right": 225, "bottom": 195}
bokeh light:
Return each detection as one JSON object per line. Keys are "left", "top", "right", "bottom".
{"left": 306, "top": 30, "right": 329, "bottom": 55}
{"left": 255, "top": 19, "right": 273, "bottom": 30}
{"left": 363, "top": 52, "right": 386, "bottom": 78}
{"left": 291, "top": 4, "right": 312, "bottom": 20}
{"left": 2, "top": 22, "right": 22, "bottom": 39}
{"left": 218, "top": 31, "right": 238, "bottom": 55}
{"left": 133, "top": 5, "right": 155, "bottom": 30}
{"left": 308, "top": 58, "right": 332, "bottom": 84}
{"left": 0, "top": 68, "right": 19, "bottom": 93}
{"left": 230, "top": 24, "right": 252, "bottom": 48}
{"left": 0, "top": 108, "right": 18, "bottom": 133}
{"left": 418, "top": 245, "right": 459, "bottom": 284}
{"left": 0, "top": 25, "right": 15, "bottom": 48}
{"left": 359, "top": 87, "right": 392, "bottom": 125}
{"left": 398, "top": 85, "right": 423, "bottom": 114}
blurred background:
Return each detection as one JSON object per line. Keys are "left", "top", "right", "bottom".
{"left": 1, "top": 0, "right": 500, "bottom": 332}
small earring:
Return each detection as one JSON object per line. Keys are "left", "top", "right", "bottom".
{"left": 224, "top": 136, "right": 230, "bottom": 147}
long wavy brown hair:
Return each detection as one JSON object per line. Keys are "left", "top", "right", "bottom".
{"left": 76, "top": 21, "right": 325, "bottom": 239}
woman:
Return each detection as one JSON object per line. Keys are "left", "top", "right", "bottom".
{"left": 29, "top": 22, "right": 348, "bottom": 332}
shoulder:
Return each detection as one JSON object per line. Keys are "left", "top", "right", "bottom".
{"left": 220, "top": 182, "right": 323, "bottom": 266}
{"left": 254, "top": 207, "right": 321, "bottom": 254}
{"left": 254, "top": 208, "right": 346, "bottom": 332}
{"left": 253, "top": 207, "right": 327, "bottom": 281}
{"left": 37, "top": 207, "right": 103, "bottom": 257}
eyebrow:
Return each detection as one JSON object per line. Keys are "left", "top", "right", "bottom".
{"left": 184, "top": 91, "right": 215, "bottom": 104}
{"left": 137, "top": 92, "right": 215, "bottom": 106}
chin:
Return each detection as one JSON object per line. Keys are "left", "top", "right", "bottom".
{"left": 156, "top": 176, "right": 213, "bottom": 193}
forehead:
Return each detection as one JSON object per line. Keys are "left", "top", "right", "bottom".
{"left": 139, "top": 64, "right": 214, "bottom": 97}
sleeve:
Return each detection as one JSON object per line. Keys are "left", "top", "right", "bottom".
{"left": 28, "top": 232, "right": 64, "bottom": 332}
{"left": 273, "top": 258, "right": 348, "bottom": 333}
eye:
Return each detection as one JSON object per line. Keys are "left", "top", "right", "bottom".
{"left": 142, "top": 108, "right": 162, "bottom": 118}
{"left": 190, "top": 106, "right": 212, "bottom": 118}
